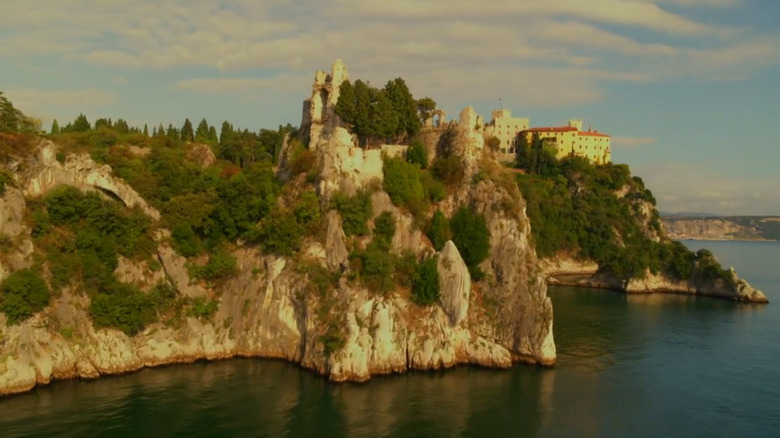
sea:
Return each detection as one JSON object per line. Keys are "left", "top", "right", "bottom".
{"left": 0, "top": 240, "right": 778, "bottom": 437}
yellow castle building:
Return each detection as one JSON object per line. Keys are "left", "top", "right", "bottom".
{"left": 520, "top": 119, "right": 611, "bottom": 164}
{"left": 483, "top": 109, "right": 529, "bottom": 155}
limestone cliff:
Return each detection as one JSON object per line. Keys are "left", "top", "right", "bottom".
{"left": 0, "top": 61, "right": 554, "bottom": 396}
{"left": 535, "top": 187, "right": 767, "bottom": 303}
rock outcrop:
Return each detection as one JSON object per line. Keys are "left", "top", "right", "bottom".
{"left": 543, "top": 257, "right": 768, "bottom": 303}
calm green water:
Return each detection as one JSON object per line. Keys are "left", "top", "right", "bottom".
{"left": 1, "top": 241, "right": 778, "bottom": 437}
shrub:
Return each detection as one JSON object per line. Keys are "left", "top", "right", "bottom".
{"left": 431, "top": 155, "right": 465, "bottom": 186}
{"left": 421, "top": 171, "right": 446, "bottom": 202}
{"left": 372, "top": 211, "right": 396, "bottom": 251}
{"left": 192, "top": 249, "right": 237, "bottom": 281}
{"left": 354, "top": 246, "right": 395, "bottom": 293}
{"left": 411, "top": 256, "right": 440, "bottom": 305}
{"left": 0, "top": 269, "right": 50, "bottom": 325}
{"left": 89, "top": 281, "right": 156, "bottom": 335}
{"left": 187, "top": 297, "right": 219, "bottom": 320}
{"left": 427, "top": 209, "right": 451, "bottom": 251}
{"left": 383, "top": 156, "right": 425, "bottom": 206}
{"left": 406, "top": 140, "right": 428, "bottom": 169}
{"left": 333, "top": 189, "right": 373, "bottom": 236}
{"left": 450, "top": 206, "right": 491, "bottom": 280}
{"left": 258, "top": 191, "right": 321, "bottom": 256}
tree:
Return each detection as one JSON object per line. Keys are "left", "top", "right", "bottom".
{"left": 143, "top": 124, "right": 149, "bottom": 137}
{"left": 450, "top": 206, "right": 491, "bottom": 280}
{"left": 334, "top": 80, "right": 356, "bottom": 126}
{"left": 166, "top": 123, "right": 178, "bottom": 139}
{"left": 219, "top": 121, "right": 234, "bottom": 145}
{"left": 50, "top": 119, "right": 60, "bottom": 135}
{"left": 427, "top": 209, "right": 450, "bottom": 251}
{"left": 0, "top": 269, "right": 51, "bottom": 325}
{"left": 195, "top": 118, "right": 210, "bottom": 143}
{"left": 411, "top": 256, "right": 440, "bottom": 305}
{"left": 71, "top": 113, "right": 91, "bottom": 132}
{"left": 406, "top": 140, "right": 428, "bottom": 169}
{"left": 416, "top": 97, "right": 436, "bottom": 124}
{"left": 383, "top": 77, "right": 420, "bottom": 141}
{"left": 208, "top": 125, "right": 218, "bottom": 144}
{"left": 516, "top": 133, "right": 558, "bottom": 175}
{"left": 368, "top": 87, "right": 398, "bottom": 141}
{"left": 156, "top": 123, "right": 166, "bottom": 137}
{"left": 0, "top": 91, "right": 38, "bottom": 133}
{"left": 181, "top": 118, "right": 194, "bottom": 142}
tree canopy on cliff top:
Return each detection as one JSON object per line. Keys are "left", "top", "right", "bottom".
{"left": 335, "top": 78, "right": 422, "bottom": 146}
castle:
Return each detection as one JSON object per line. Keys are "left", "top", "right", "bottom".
{"left": 300, "top": 60, "right": 610, "bottom": 165}
{"left": 485, "top": 112, "right": 611, "bottom": 164}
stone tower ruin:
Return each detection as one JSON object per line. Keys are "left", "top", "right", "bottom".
{"left": 300, "top": 59, "right": 350, "bottom": 149}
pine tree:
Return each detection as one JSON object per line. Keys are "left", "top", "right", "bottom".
{"left": 383, "top": 77, "right": 420, "bottom": 141}
{"left": 208, "top": 125, "right": 218, "bottom": 144}
{"left": 181, "top": 118, "right": 194, "bottom": 142}
{"left": 219, "top": 121, "right": 234, "bottom": 144}
{"left": 195, "top": 118, "right": 210, "bottom": 143}
{"left": 157, "top": 123, "right": 165, "bottom": 137}
{"left": 50, "top": 119, "right": 60, "bottom": 135}
{"left": 143, "top": 124, "right": 149, "bottom": 137}
{"left": 72, "top": 113, "right": 91, "bottom": 132}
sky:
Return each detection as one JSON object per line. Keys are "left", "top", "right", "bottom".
{"left": 2, "top": 0, "right": 779, "bottom": 215}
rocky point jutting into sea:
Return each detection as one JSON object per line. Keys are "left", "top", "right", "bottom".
{"left": 0, "top": 60, "right": 766, "bottom": 397}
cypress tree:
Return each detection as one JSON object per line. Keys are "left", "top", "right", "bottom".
{"left": 195, "top": 118, "right": 210, "bottom": 143}
{"left": 181, "top": 118, "right": 194, "bottom": 142}
{"left": 50, "top": 119, "right": 60, "bottom": 135}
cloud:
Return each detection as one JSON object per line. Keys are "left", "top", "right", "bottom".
{"left": 3, "top": 88, "right": 117, "bottom": 127}
{"left": 175, "top": 75, "right": 310, "bottom": 94}
{"left": 6, "top": 88, "right": 116, "bottom": 109}
{"left": 632, "top": 162, "right": 780, "bottom": 215}
{"left": 612, "top": 137, "right": 657, "bottom": 148}
{"left": 2, "top": 0, "right": 778, "bottom": 115}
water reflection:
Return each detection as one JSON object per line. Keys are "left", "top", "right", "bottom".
{"left": 2, "top": 242, "right": 779, "bottom": 438}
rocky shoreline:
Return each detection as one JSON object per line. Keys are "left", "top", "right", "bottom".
{"left": 541, "top": 258, "right": 769, "bottom": 304}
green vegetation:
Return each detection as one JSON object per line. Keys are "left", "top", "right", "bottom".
{"left": 186, "top": 297, "right": 220, "bottom": 320}
{"left": 255, "top": 190, "right": 322, "bottom": 256}
{"left": 430, "top": 155, "right": 466, "bottom": 187}
{"left": 382, "top": 155, "right": 446, "bottom": 223}
{"left": 427, "top": 209, "right": 451, "bottom": 251}
{"left": 411, "top": 256, "right": 441, "bottom": 305}
{"left": 335, "top": 78, "right": 422, "bottom": 146}
{"left": 516, "top": 155, "right": 731, "bottom": 281}
{"left": 333, "top": 189, "right": 373, "bottom": 236}
{"left": 405, "top": 140, "right": 428, "bottom": 169}
{"left": 27, "top": 186, "right": 168, "bottom": 334}
{"left": 350, "top": 212, "right": 397, "bottom": 293}
{"left": 0, "top": 269, "right": 50, "bottom": 325}
{"left": 0, "top": 91, "right": 40, "bottom": 134}
{"left": 450, "top": 207, "right": 491, "bottom": 280}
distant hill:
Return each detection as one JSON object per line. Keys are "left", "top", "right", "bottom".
{"left": 661, "top": 216, "right": 780, "bottom": 241}
{"left": 659, "top": 211, "right": 718, "bottom": 218}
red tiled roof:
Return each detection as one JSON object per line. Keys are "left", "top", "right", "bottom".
{"left": 522, "top": 126, "right": 610, "bottom": 138}
{"left": 523, "top": 126, "right": 577, "bottom": 133}
{"left": 578, "top": 131, "right": 610, "bottom": 138}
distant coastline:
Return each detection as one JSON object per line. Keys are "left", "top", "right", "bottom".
{"left": 661, "top": 216, "right": 780, "bottom": 242}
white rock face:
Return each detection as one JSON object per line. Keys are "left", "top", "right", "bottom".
{"left": 437, "top": 241, "right": 470, "bottom": 326}
{"left": 317, "top": 130, "right": 384, "bottom": 199}
{"left": 23, "top": 141, "right": 160, "bottom": 220}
